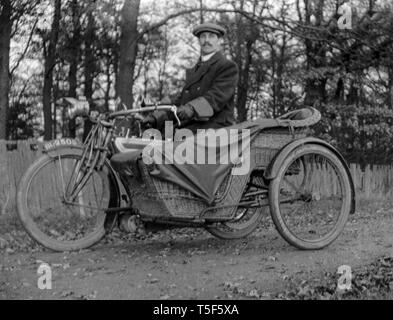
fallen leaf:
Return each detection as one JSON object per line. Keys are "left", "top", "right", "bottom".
{"left": 247, "top": 289, "right": 260, "bottom": 298}
{"left": 147, "top": 278, "right": 160, "bottom": 284}
{"left": 60, "top": 290, "right": 74, "bottom": 298}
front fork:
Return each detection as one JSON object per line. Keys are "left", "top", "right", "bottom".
{"left": 65, "top": 126, "right": 113, "bottom": 202}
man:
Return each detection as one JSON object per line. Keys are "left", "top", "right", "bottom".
{"left": 142, "top": 22, "right": 239, "bottom": 133}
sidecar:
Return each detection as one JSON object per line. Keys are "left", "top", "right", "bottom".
{"left": 111, "top": 108, "right": 355, "bottom": 250}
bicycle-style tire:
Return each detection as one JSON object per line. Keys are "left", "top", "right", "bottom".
{"left": 17, "top": 151, "right": 118, "bottom": 251}
{"left": 269, "top": 144, "right": 352, "bottom": 250}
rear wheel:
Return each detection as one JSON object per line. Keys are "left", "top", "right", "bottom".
{"left": 269, "top": 144, "right": 352, "bottom": 250}
{"left": 16, "top": 150, "right": 118, "bottom": 251}
{"left": 205, "top": 175, "right": 268, "bottom": 239}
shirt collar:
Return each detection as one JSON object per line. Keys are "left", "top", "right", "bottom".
{"left": 201, "top": 51, "right": 217, "bottom": 62}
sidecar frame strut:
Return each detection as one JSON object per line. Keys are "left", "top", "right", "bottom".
{"left": 199, "top": 194, "right": 270, "bottom": 220}
{"left": 63, "top": 200, "right": 136, "bottom": 215}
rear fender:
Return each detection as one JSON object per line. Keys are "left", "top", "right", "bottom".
{"left": 264, "top": 137, "right": 356, "bottom": 214}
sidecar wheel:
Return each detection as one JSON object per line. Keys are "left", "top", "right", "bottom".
{"left": 269, "top": 144, "right": 352, "bottom": 250}
{"left": 205, "top": 206, "right": 265, "bottom": 240}
{"left": 205, "top": 174, "right": 267, "bottom": 240}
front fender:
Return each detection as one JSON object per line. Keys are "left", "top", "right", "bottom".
{"left": 264, "top": 137, "right": 356, "bottom": 214}
{"left": 42, "top": 138, "right": 82, "bottom": 155}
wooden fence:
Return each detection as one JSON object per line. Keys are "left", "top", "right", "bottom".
{"left": 350, "top": 163, "right": 393, "bottom": 199}
{"left": 0, "top": 140, "right": 46, "bottom": 215}
{"left": 1, "top": 139, "right": 393, "bottom": 215}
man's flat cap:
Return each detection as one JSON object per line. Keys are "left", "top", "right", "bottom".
{"left": 192, "top": 22, "right": 226, "bottom": 37}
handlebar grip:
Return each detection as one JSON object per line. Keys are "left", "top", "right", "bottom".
{"left": 171, "top": 106, "right": 181, "bottom": 127}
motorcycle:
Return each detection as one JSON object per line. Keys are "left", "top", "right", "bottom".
{"left": 16, "top": 98, "right": 355, "bottom": 252}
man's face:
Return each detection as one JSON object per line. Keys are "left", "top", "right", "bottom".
{"left": 198, "top": 32, "right": 222, "bottom": 56}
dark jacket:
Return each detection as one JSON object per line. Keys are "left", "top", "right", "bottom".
{"left": 155, "top": 51, "right": 239, "bottom": 133}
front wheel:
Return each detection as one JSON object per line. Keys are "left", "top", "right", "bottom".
{"left": 269, "top": 144, "right": 352, "bottom": 250}
{"left": 16, "top": 150, "right": 118, "bottom": 251}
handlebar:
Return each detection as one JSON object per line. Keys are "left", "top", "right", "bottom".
{"left": 58, "top": 97, "right": 181, "bottom": 127}
{"left": 109, "top": 104, "right": 181, "bottom": 127}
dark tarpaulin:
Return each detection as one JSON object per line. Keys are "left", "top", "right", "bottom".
{"left": 143, "top": 118, "right": 283, "bottom": 204}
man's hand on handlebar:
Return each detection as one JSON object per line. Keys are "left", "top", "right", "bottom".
{"left": 139, "top": 106, "right": 186, "bottom": 131}
{"left": 141, "top": 114, "right": 157, "bottom": 129}
{"left": 177, "top": 104, "right": 195, "bottom": 122}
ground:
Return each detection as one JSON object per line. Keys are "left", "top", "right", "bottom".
{"left": 1, "top": 200, "right": 393, "bottom": 300}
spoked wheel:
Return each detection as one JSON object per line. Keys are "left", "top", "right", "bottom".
{"left": 205, "top": 175, "right": 268, "bottom": 239}
{"left": 17, "top": 150, "right": 118, "bottom": 251}
{"left": 269, "top": 144, "right": 352, "bottom": 250}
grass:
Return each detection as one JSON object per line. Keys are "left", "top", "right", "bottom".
{"left": 274, "top": 255, "right": 393, "bottom": 300}
{"left": 0, "top": 212, "right": 41, "bottom": 252}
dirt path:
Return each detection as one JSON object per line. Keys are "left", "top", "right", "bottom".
{"left": 1, "top": 201, "right": 393, "bottom": 300}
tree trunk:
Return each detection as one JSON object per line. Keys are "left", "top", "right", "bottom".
{"left": 304, "top": 76, "right": 327, "bottom": 107}
{"left": 67, "top": 0, "right": 80, "bottom": 138}
{"left": 158, "top": 26, "right": 169, "bottom": 101}
{"left": 236, "top": 40, "right": 253, "bottom": 122}
{"left": 303, "top": 0, "right": 327, "bottom": 108}
{"left": 346, "top": 79, "right": 359, "bottom": 105}
{"left": 104, "top": 53, "right": 112, "bottom": 111}
{"left": 82, "top": 8, "right": 96, "bottom": 142}
{"left": 0, "top": 0, "right": 12, "bottom": 140}
{"left": 233, "top": 1, "right": 249, "bottom": 122}
{"left": 388, "top": 66, "right": 393, "bottom": 108}
{"left": 274, "top": 33, "right": 287, "bottom": 116}
{"left": 334, "top": 78, "right": 344, "bottom": 103}
{"left": 199, "top": 0, "right": 204, "bottom": 24}
{"left": 84, "top": 9, "right": 95, "bottom": 101}
{"left": 43, "top": 0, "right": 61, "bottom": 141}
{"left": 116, "top": 0, "right": 140, "bottom": 110}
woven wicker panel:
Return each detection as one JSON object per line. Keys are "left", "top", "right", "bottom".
{"left": 145, "top": 169, "right": 207, "bottom": 219}
{"left": 122, "top": 166, "right": 173, "bottom": 218}
{"left": 251, "top": 130, "right": 307, "bottom": 168}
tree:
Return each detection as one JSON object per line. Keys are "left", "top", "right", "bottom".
{"left": 116, "top": 0, "right": 141, "bottom": 109}
{"left": 42, "top": 0, "right": 61, "bottom": 140}
{"left": 0, "top": 0, "right": 40, "bottom": 139}
{"left": 66, "top": 0, "right": 81, "bottom": 138}
{"left": 0, "top": 0, "right": 12, "bottom": 139}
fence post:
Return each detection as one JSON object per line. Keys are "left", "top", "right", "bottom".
{"left": 0, "top": 141, "right": 10, "bottom": 215}
{"left": 364, "top": 165, "right": 371, "bottom": 199}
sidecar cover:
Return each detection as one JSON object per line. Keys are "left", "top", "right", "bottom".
{"left": 111, "top": 108, "right": 317, "bottom": 204}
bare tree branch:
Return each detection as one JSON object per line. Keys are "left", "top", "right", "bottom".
{"left": 10, "top": 17, "right": 38, "bottom": 77}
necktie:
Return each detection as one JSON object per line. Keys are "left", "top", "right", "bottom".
{"left": 195, "top": 60, "right": 206, "bottom": 72}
